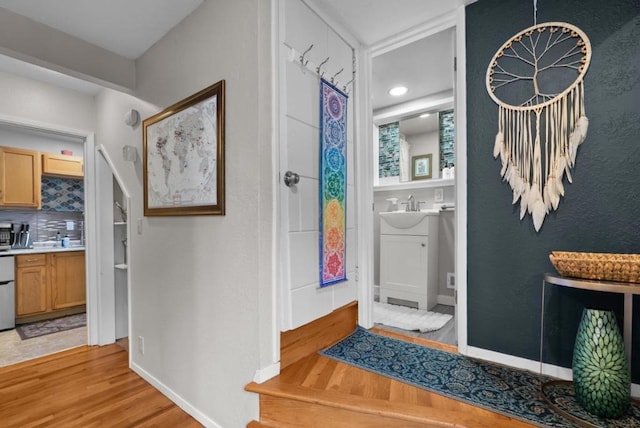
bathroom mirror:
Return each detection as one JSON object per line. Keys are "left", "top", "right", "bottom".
{"left": 371, "top": 27, "right": 455, "bottom": 188}
{"left": 375, "top": 105, "right": 454, "bottom": 186}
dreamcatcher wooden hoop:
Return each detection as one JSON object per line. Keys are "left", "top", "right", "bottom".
{"left": 486, "top": 22, "right": 592, "bottom": 231}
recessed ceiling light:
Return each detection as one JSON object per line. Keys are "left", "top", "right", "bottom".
{"left": 419, "top": 113, "right": 431, "bottom": 118}
{"left": 388, "top": 86, "right": 408, "bottom": 96}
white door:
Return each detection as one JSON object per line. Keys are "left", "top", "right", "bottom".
{"left": 277, "top": 0, "right": 357, "bottom": 331}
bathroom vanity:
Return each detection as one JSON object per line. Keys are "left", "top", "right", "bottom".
{"left": 379, "top": 210, "right": 439, "bottom": 310}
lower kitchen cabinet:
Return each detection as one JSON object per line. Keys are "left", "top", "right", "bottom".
{"left": 15, "top": 251, "right": 85, "bottom": 322}
{"left": 15, "top": 253, "right": 48, "bottom": 316}
{"left": 50, "top": 251, "right": 86, "bottom": 310}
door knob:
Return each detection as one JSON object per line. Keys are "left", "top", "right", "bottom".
{"left": 283, "top": 171, "right": 300, "bottom": 187}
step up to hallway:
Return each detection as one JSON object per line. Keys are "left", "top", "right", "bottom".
{"left": 245, "top": 351, "right": 532, "bottom": 428}
{"left": 246, "top": 302, "right": 531, "bottom": 427}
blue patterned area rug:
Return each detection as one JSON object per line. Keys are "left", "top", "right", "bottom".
{"left": 16, "top": 313, "right": 86, "bottom": 340}
{"left": 320, "top": 327, "right": 640, "bottom": 427}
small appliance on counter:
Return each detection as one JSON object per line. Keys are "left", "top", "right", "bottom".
{"left": 0, "top": 223, "right": 12, "bottom": 251}
{"left": 10, "top": 223, "right": 32, "bottom": 249}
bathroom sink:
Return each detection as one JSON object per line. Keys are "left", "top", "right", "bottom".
{"left": 379, "top": 210, "right": 439, "bottom": 229}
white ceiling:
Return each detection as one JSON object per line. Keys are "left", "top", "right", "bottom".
{"left": 371, "top": 27, "right": 454, "bottom": 112}
{"left": 0, "top": 0, "right": 464, "bottom": 128}
{"left": 312, "top": 0, "right": 469, "bottom": 46}
{"left": 0, "top": 0, "right": 203, "bottom": 59}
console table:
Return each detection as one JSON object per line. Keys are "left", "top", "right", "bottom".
{"left": 540, "top": 273, "right": 640, "bottom": 372}
{"left": 539, "top": 274, "right": 639, "bottom": 425}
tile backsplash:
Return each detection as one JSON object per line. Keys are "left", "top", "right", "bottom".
{"left": 379, "top": 122, "right": 400, "bottom": 178}
{"left": 0, "top": 210, "right": 84, "bottom": 242}
{"left": 41, "top": 177, "right": 84, "bottom": 212}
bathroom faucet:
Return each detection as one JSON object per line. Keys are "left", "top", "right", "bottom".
{"left": 406, "top": 195, "right": 416, "bottom": 212}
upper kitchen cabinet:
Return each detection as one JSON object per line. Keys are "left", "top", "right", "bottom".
{"left": 42, "top": 153, "right": 83, "bottom": 178}
{"left": 0, "top": 146, "right": 41, "bottom": 209}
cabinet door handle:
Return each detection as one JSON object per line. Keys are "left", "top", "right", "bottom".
{"left": 421, "top": 243, "right": 426, "bottom": 247}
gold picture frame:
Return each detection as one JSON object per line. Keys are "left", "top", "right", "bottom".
{"left": 411, "top": 154, "right": 432, "bottom": 180}
{"left": 143, "top": 80, "right": 225, "bottom": 216}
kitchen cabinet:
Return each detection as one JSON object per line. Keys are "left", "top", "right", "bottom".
{"left": 42, "top": 153, "right": 83, "bottom": 178}
{"left": 50, "top": 251, "right": 86, "bottom": 310}
{"left": 15, "top": 254, "right": 48, "bottom": 316}
{"left": 0, "top": 146, "right": 41, "bottom": 209}
{"left": 15, "top": 251, "right": 86, "bottom": 322}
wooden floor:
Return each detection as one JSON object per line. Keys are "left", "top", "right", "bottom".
{"left": 248, "top": 328, "right": 535, "bottom": 427}
{"left": 0, "top": 344, "right": 201, "bottom": 427}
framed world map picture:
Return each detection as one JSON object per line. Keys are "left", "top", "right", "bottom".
{"left": 143, "top": 80, "right": 225, "bottom": 216}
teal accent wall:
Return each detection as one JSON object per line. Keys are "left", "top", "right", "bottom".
{"left": 466, "top": 0, "right": 640, "bottom": 382}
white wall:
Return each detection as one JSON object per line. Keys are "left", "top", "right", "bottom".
{"left": 0, "top": 8, "right": 135, "bottom": 91}
{"left": 93, "top": 1, "right": 274, "bottom": 427}
{"left": 0, "top": 70, "right": 95, "bottom": 131}
{"left": 0, "top": 125, "right": 84, "bottom": 156}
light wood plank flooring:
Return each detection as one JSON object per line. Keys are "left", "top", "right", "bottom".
{"left": 247, "top": 328, "right": 534, "bottom": 427}
{"left": 0, "top": 344, "right": 201, "bottom": 427}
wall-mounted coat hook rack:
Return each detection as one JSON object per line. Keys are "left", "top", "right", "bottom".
{"left": 299, "top": 44, "right": 313, "bottom": 66}
{"left": 331, "top": 68, "right": 344, "bottom": 84}
{"left": 343, "top": 77, "right": 355, "bottom": 94}
{"left": 316, "top": 57, "right": 330, "bottom": 78}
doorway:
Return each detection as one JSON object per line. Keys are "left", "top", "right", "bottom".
{"left": 365, "top": 19, "right": 461, "bottom": 349}
{"left": 0, "top": 120, "right": 90, "bottom": 367}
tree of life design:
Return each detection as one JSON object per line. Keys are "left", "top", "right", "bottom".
{"left": 485, "top": 22, "right": 591, "bottom": 232}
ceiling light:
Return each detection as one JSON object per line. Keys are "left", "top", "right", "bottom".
{"left": 388, "top": 86, "right": 408, "bottom": 96}
{"left": 419, "top": 113, "right": 431, "bottom": 118}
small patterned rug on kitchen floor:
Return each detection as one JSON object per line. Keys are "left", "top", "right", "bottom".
{"left": 320, "top": 327, "right": 640, "bottom": 427}
{"left": 16, "top": 313, "right": 86, "bottom": 340}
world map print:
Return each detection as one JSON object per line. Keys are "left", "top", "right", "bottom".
{"left": 146, "top": 96, "right": 218, "bottom": 208}
{"left": 319, "top": 79, "right": 348, "bottom": 287}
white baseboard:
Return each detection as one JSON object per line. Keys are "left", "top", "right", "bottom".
{"left": 131, "top": 362, "right": 222, "bottom": 428}
{"left": 253, "top": 362, "right": 280, "bottom": 384}
{"left": 437, "top": 295, "right": 455, "bottom": 306}
{"left": 465, "top": 346, "right": 640, "bottom": 398}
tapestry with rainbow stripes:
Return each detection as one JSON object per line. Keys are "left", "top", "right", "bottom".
{"left": 319, "top": 78, "right": 348, "bottom": 287}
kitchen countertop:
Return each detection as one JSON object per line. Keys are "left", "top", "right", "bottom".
{"left": 3, "top": 246, "right": 85, "bottom": 255}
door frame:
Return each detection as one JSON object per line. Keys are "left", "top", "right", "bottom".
{"left": 356, "top": 7, "right": 469, "bottom": 354}
{"left": 0, "top": 113, "right": 111, "bottom": 347}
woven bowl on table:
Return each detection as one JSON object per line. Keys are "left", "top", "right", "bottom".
{"left": 549, "top": 251, "right": 640, "bottom": 284}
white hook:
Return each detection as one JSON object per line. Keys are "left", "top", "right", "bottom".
{"left": 331, "top": 68, "right": 344, "bottom": 84}
{"left": 299, "top": 44, "right": 313, "bottom": 66}
{"left": 316, "top": 57, "right": 330, "bottom": 78}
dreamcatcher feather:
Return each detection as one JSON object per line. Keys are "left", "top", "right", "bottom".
{"left": 486, "top": 22, "right": 592, "bottom": 231}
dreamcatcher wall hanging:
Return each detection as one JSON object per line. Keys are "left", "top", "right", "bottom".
{"left": 486, "top": 10, "right": 592, "bottom": 232}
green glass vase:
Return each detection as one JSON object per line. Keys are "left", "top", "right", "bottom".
{"left": 572, "top": 308, "right": 630, "bottom": 418}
